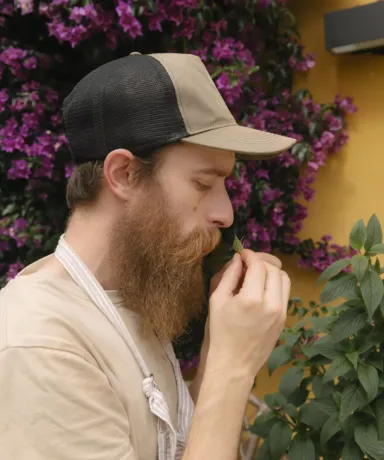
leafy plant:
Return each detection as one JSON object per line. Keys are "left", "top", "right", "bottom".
{"left": 252, "top": 214, "right": 384, "bottom": 460}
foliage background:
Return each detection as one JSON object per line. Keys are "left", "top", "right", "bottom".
{"left": 0, "top": 0, "right": 356, "bottom": 362}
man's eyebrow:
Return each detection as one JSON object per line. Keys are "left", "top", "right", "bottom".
{"left": 194, "top": 166, "right": 234, "bottom": 177}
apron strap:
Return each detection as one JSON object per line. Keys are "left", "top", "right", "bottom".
{"left": 54, "top": 235, "right": 177, "bottom": 438}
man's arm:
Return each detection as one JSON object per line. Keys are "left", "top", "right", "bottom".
{"left": 183, "top": 250, "right": 291, "bottom": 460}
{"left": 0, "top": 346, "right": 137, "bottom": 460}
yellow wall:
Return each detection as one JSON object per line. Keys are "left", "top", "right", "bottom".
{"left": 253, "top": 0, "right": 384, "bottom": 400}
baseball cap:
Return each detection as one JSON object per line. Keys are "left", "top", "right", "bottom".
{"left": 62, "top": 52, "right": 296, "bottom": 164}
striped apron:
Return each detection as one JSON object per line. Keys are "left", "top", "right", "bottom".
{"left": 54, "top": 234, "right": 194, "bottom": 459}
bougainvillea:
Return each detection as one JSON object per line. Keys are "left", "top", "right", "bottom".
{"left": 0, "top": 0, "right": 356, "bottom": 361}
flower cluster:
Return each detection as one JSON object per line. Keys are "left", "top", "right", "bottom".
{"left": 0, "top": 0, "right": 357, "bottom": 363}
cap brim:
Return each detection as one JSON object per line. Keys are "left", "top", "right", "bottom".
{"left": 181, "top": 124, "right": 297, "bottom": 160}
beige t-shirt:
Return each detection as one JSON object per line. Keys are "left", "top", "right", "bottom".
{"left": 0, "top": 256, "right": 178, "bottom": 460}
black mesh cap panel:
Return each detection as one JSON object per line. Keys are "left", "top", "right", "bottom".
{"left": 62, "top": 55, "right": 188, "bottom": 163}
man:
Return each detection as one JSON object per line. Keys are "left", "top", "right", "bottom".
{"left": 0, "top": 52, "right": 295, "bottom": 460}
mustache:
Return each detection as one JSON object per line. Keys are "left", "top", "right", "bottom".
{"left": 169, "top": 228, "right": 222, "bottom": 264}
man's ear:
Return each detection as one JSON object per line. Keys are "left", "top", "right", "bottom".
{"left": 103, "top": 149, "right": 141, "bottom": 201}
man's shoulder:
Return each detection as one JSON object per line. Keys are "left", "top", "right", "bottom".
{"left": 0, "top": 272, "right": 103, "bottom": 358}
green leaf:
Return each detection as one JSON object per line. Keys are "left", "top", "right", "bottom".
{"left": 320, "top": 414, "right": 341, "bottom": 446}
{"left": 287, "top": 437, "right": 316, "bottom": 460}
{"left": 320, "top": 274, "right": 358, "bottom": 304}
{"left": 299, "top": 401, "right": 329, "bottom": 430}
{"left": 374, "top": 396, "right": 384, "bottom": 440}
{"left": 340, "top": 384, "right": 368, "bottom": 422}
{"left": 361, "top": 270, "right": 384, "bottom": 319}
{"left": 331, "top": 308, "right": 368, "bottom": 342}
{"left": 317, "top": 258, "right": 352, "bottom": 285}
{"left": 313, "top": 398, "right": 339, "bottom": 416}
{"left": 358, "top": 363, "right": 379, "bottom": 402}
{"left": 342, "top": 442, "right": 364, "bottom": 460}
{"left": 311, "top": 375, "right": 324, "bottom": 398}
{"left": 309, "top": 315, "right": 337, "bottom": 332}
{"left": 287, "top": 385, "right": 309, "bottom": 407}
{"left": 251, "top": 411, "right": 279, "bottom": 437}
{"left": 346, "top": 351, "right": 359, "bottom": 370}
{"left": 284, "top": 403, "right": 298, "bottom": 419}
{"left": 268, "top": 345, "right": 293, "bottom": 375}
{"left": 264, "top": 392, "right": 287, "bottom": 410}
{"left": 303, "top": 335, "right": 343, "bottom": 360}
{"left": 279, "top": 366, "right": 304, "bottom": 398}
{"left": 371, "top": 244, "right": 384, "bottom": 255}
{"left": 323, "top": 356, "right": 354, "bottom": 383}
{"left": 367, "top": 353, "right": 383, "bottom": 372}
{"left": 280, "top": 330, "right": 300, "bottom": 347}
{"left": 375, "top": 258, "right": 381, "bottom": 274}
{"left": 1, "top": 203, "right": 17, "bottom": 216}
{"left": 255, "top": 438, "right": 272, "bottom": 460}
{"left": 333, "top": 391, "right": 343, "bottom": 406}
{"left": 359, "top": 404, "right": 376, "bottom": 417}
{"left": 269, "top": 422, "right": 292, "bottom": 458}
{"left": 354, "top": 424, "right": 384, "bottom": 460}
{"left": 365, "top": 214, "right": 383, "bottom": 251}
{"left": 350, "top": 219, "right": 367, "bottom": 251}
{"left": 232, "top": 235, "right": 244, "bottom": 253}
{"left": 352, "top": 255, "right": 369, "bottom": 282}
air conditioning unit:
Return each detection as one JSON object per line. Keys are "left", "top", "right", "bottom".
{"left": 324, "top": 1, "right": 384, "bottom": 55}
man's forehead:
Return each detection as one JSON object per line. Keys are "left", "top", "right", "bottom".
{"left": 160, "top": 142, "right": 235, "bottom": 175}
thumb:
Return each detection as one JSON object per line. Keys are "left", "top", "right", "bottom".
{"left": 212, "top": 253, "right": 243, "bottom": 300}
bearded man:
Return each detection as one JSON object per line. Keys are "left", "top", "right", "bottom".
{"left": 0, "top": 52, "right": 294, "bottom": 460}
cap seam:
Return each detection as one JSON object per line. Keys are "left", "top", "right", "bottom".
{"left": 153, "top": 56, "right": 192, "bottom": 133}
{"left": 186, "top": 120, "right": 237, "bottom": 136}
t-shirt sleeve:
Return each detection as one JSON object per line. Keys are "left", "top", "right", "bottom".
{"left": 0, "top": 346, "right": 137, "bottom": 460}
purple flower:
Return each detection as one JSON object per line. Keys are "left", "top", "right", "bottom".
{"left": 226, "top": 166, "right": 252, "bottom": 211}
{"left": 6, "top": 262, "right": 25, "bottom": 282}
{"left": 254, "top": 169, "right": 269, "bottom": 180}
{"left": 210, "top": 20, "right": 227, "bottom": 32}
{"left": 262, "top": 188, "right": 283, "bottom": 204}
{"left": 0, "top": 88, "right": 9, "bottom": 111}
{"left": 8, "top": 160, "right": 31, "bottom": 180}
{"left": 116, "top": 1, "right": 143, "bottom": 38}
{"left": 213, "top": 38, "right": 236, "bottom": 61}
{"left": 247, "top": 219, "right": 270, "bottom": 242}
{"left": 270, "top": 203, "right": 286, "bottom": 227}
{"left": 7, "top": 218, "right": 28, "bottom": 248}
{"left": 15, "top": 0, "right": 34, "bottom": 15}
{"left": 65, "top": 163, "right": 74, "bottom": 179}
{"left": 216, "top": 72, "right": 242, "bottom": 105}
{"left": 258, "top": 0, "right": 273, "bottom": 8}
{"left": 190, "top": 47, "right": 208, "bottom": 61}
{"left": 23, "top": 56, "right": 37, "bottom": 69}
{"left": 148, "top": 16, "right": 163, "bottom": 31}
{"left": 335, "top": 95, "right": 357, "bottom": 114}
{"left": 319, "top": 131, "right": 336, "bottom": 149}
{"left": 0, "top": 47, "right": 27, "bottom": 64}
{"left": 173, "top": 17, "right": 197, "bottom": 39}
{"left": 50, "top": 113, "right": 62, "bottom": 127}
{"left": 69, "top": 25, "right": 88, "bottom": 48}
{"left": 328, "top": 115, "right": 343, "bottom": 132}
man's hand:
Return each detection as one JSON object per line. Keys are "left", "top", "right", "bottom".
{"left": 190, "top": 252, "right": 285, "bottom": 404}
{"left": 207, "top": 249, "right": 290, "bottom": 378}
{"left": 182, "top": 250, "right": 290, "bottom": 460}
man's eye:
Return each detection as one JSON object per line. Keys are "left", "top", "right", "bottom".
{"left": 194, "top": 181, "right": 212, "bottom": 192}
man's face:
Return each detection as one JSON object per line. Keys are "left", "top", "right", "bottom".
{"left": 110, "top": 143, "right": 235, "bottom": 341}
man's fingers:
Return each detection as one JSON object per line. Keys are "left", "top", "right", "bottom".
{"left": 210, "top": 259, "right": 233, "bottom": 293}
{"left": 213, "top": 253, "right": 244, "bottom": 300}
{"left": 253, "top": 252, "right": 282, "bottom": 269}
{"left": 237, "top": 250, "right": 267, "bottom": 302}
{"left": 264, "top": 264, "right": 283, "bottom": 312}
{"left": 281, "top": 271, "right": 291, "bottom": 312}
